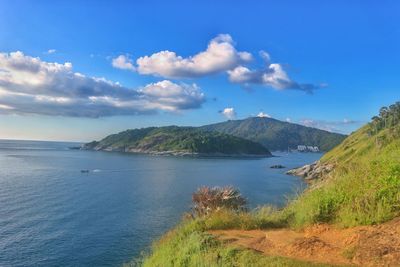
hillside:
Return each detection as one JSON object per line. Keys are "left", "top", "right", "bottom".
{"left": 200, "top": 117, "right": 346, "bottom": 151}
{"left": 284, "top": 103, "right": 400, "bottom": 228}
{"left": 138, "top": 103, "right": 400, "bottom": 266}
{"left": 82, "top": 126, "right": 271, "bottom": 157}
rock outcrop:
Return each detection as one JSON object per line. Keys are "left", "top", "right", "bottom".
{"left": 286, "top": 161, "right": 334, "bottom": 182}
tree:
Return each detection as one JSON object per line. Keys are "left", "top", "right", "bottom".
{"left": 379, "top": 106, "right": 389, "bottom": 128}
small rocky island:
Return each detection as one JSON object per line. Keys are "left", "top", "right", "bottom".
{"left": 82, "top": 126, "right": 272, "bottom": 157}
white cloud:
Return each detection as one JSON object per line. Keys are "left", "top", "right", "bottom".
{"left": 300, "top": 119, "right": 340, "bottom": 132}
{"left": 259, "top": 50, "right": 271, "bottom": 63}
{"left": 257, "top": 112, "right": 271, "bottom": 118}
{"left": 139, "top": 80, "right": 205, "bottom": 111}
{"left": 299, "top": 118, "right": 359, "bottom": 133}
{"left": 115, "top": 34, "right": 321, "bottom": 93}
{"left": 47, "top": 49, "right": 56, "bottom": 54}
{"left": 0, "top": 104, "right": 14, "bottom": 110}
{"left": 343, "top": 118, "right": 356, "bottom": 124}
{"left": 136, "top": 34, "right": 252, "bottom": 79}
{"left": 112, "top": 34, "right": 321, "bottom": 93}
{"left": 112, "top": 54, "right": 135, "bottom": 71}
{"left": 221, "top": 107, "right": 236, "bottom": 119}
{"left": 0, "top": 51, "right": 205, "bottom": 117}
{"left": 228, "top": 56, "right": 322, "bottom": 93}
{"left": 286, "top": 117, "right": 291, "bottom": 122}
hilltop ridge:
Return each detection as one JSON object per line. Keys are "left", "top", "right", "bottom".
{"left": 200, "top": 117, "right": 346, "bottom": 151}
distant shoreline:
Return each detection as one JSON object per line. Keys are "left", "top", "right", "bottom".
{"left": 81, "top": 147, "right": 272, "bottom": 159}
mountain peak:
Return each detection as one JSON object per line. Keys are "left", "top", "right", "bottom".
{"left": 200, "top": 117, "right": 346, "bottom": 151}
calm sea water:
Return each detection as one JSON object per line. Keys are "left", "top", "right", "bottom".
{"left": 0, "top": 139, "right": 322, "bottom": 267}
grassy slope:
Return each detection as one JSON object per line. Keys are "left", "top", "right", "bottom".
{"left": 133, "top": 218, "right": 332, "bottom": 267}
{"left": 200, "top": 117, "right": 346, "bottom": 151}
{"left": 138, "top": 119, "right": 400, "bottom": 266}
{"left": 284, "top": 124, "right": 400, "bottom": 228}
{"left": 85, "top": 126, "right": 271, "bottom": 156}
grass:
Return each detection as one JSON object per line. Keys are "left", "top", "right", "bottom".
{"left": 283, "top": 125, "right": 400, "bottom": 228}
{"left": 134, "top": 119, "right": 400, "bottom": 266}
{"left": 131, "top": 218, "right": 333, "bottom": 267}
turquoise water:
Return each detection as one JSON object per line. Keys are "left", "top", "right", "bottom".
{"left": 0, "top": 139, "right": 322, "bottom": 266}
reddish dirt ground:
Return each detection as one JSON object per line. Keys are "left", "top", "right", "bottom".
{"left": 210, "top": 217, "right": 400, "bottom": 266}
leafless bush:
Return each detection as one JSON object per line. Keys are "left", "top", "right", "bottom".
{"left": 192, "top": 186, "right": 247, "bottom": 217}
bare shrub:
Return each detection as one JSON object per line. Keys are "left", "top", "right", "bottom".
{"left": 192, "top": 186, "right": 247, "bottom": 217}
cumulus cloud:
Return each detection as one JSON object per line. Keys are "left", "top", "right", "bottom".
{"left": 112, "top": 54, "right": 135, "bottom": 71}
{"left": 47, "top": 49, "right": 56, "bottom": 54}
{"left": 0, "top": 51, "right": 205, "bottom": 117}
{"left": 136, "top": 34, "right": 252, "bottom": 79}
{"left": 228, "top": 54, "right": 323, "bottom": 93}
{"left": 115, "top": 34, "right": 321, "bottom": 94}
{"left": 257, "top": 112, "right": 271, "bottom": 118}
{"left": 139, "top": 80, "right": 205, "bottom": 111}
{"left": 228, "top": 64, "right": 322, "bottom": 93}
{"left": 221, "top": 107, "right": 236, "bottom": 119}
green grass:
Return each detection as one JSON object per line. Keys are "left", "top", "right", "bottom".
{"left": 283, "top": 124, "right": 400, "bottom": 228}
{"left": 132, "top": 218, "right": 333, "bottom": 267}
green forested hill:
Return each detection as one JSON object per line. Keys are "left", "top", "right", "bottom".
{"left": 83, "top": 126, "right": 271, "bottom": 156}
{"left": 200, "top": 117, "right": 346, "bottom": 151}
{"left": 84, "top": 117, "right": 346, "bottom": 155}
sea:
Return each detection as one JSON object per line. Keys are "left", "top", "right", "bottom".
{"left": 0, "top": 139, "right": 322, "bottom": 266}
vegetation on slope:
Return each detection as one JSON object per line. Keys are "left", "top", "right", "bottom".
{"left": 200, "top": 117, "right": 346, "bottom": 151}
{"left": 284, "top": 103, "right": 400, "bottom": 228}
{"left": 83, "top": 126, "right": 271, "bottom": 156}
{"left": 134, "top": 218, "right": 332, "bottom": 267}
{"left": 136, "top": 187, "right": 330, "bottom": 267}
{"left": 136, "top": 102, "right": 400, "bottom": 266}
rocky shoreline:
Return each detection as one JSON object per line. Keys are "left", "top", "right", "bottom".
{"left": 286, "top": 161, "right": 334, "bottom": 182}
{"left": 81, "top": 146, "right": 271, "bottom": 158}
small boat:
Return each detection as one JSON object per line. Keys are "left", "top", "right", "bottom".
{"left": 80, "top": 169, "right": 90, "bottom": 173}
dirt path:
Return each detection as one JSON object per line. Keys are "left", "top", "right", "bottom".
{"left": 210, "top": 217, "right": 400, "bottom": 266}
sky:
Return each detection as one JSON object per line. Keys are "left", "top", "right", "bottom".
{"left": 0, "top": 0, "right": 399, "bottom": 141}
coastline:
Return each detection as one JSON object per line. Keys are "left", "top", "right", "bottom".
{"left": 81, "top": 147, "right": 272, "bottom": 158}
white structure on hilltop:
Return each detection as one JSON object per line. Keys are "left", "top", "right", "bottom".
{"left": 297, "top": 145, "right": 319, "bottom": 152}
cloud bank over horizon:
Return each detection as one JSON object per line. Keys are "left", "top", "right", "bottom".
{"left": 299, "top": 118, "right": 360, "bottom": 133}
{"left": 0, "top": 51, "right": 205, "bottom": 117}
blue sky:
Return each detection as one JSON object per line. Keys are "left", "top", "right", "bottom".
{"left": 0, "top": 1, "right": 399, "bottom": 141}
